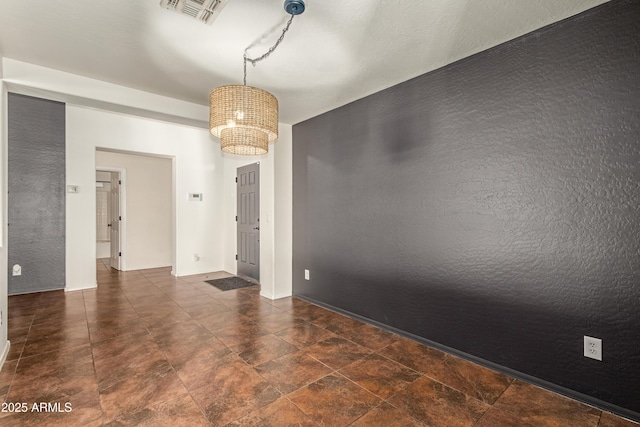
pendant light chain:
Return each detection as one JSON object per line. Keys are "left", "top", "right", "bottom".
{"left": 243, "top": 14, "right": 296, "bottom": 85}
{"left": 210, "top": 1, "right": 305, "bottom": 155}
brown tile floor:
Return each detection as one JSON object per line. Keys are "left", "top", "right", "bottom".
{"left": 0, "top": 262, "right": 638, "bottom": 426}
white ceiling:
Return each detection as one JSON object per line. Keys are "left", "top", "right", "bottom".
{"left": 0, "top": 0, "right": 608, "bottom": 125}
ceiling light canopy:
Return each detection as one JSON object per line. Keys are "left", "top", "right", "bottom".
{"left": 209, "top": 0, "right": 305, "bottom": 155}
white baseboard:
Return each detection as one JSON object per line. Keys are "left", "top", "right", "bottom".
{"left": 260, "top": 291, "right": 292, "bottom": 301}
{"left": 65, "top": 283, "right": 98, "bottom": 292}
{"left": 173, "top": 265, "right": 225, "bottom": 278}
{"left": 0, "top": 340, "right": 10, "bottom": 370}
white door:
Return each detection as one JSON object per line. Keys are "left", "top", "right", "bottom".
{"left": 109, "top": 172, "right": 121, "bottom": 270}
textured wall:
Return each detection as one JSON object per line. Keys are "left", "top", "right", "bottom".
{"left": 293, "top": 0, "right": 640, "bottom": 418}
{"left": 8, "top": 93, "right": 65, "bottom": 295}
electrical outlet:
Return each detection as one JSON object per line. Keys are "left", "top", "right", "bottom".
{"left": 584, "top": 336, "right": 602, "bottom": 361}
{"left": 12, "top": 264, "right": 22, "bottom": 276}
{"left": 304, "top": 269, "right": 310, "bottom": 280}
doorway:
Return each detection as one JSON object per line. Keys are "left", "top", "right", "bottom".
{"left": 96, "top": 169, "right": 124, "bottom": 270}
{"left": 96, "top": 150, "right": 172, "bottom": 272}
{"left": 237, "top": 163, "right": 260, "bottom": 282}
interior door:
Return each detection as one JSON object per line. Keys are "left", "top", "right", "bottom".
{"left": 237, "top": 163, "right": 260, "bottom": 281}
{"left": 109, "top": 172, "right": 121, "bottom": 270}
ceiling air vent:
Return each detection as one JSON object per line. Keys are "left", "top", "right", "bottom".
{"left": 159, "top": 0, "right": 229, "bottom": 25}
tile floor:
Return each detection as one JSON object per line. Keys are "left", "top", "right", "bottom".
{"left": 0, "top": 262, "right": 638, "bottom": 426}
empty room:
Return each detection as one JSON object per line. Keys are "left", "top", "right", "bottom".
{"left": 0, "top": 0, "right": 638, "bottom": 425}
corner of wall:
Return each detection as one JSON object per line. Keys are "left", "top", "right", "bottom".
{"left": 273, "top": 124, "right": 293, "bottom": 299}
{"left": 0, "top": 60, "right": 9, "bottom": 367}
{"left": 0, "top": 341, "right": 10, "bottom": 369}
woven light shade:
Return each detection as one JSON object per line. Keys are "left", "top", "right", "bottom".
{"left": 210, "top": 84, "right": 278, "bottom": 155}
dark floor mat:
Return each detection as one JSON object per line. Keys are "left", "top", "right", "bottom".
{"left": 205, "top": 276, "right": 258, "bottom": 291}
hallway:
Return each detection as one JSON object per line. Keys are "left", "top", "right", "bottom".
{"left": 0, "top": 263, "right": 636, "bottom": 426}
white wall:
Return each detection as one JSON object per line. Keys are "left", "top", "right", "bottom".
{"left": 0, "top": 56, "right": 9, "bottom": 366}
{"left": 2, "top": 59, "right": 293, "bottom": 300}
{"left": 67, "top": 105, "right": 225, "bottom": 290}
{"left": 96, "top": 242, "right": 110, "bottom": 259}
{"left": 96, "top": 151, "right": 172, "bottom": 270}
{"left": 274, "top": 124, "right": 293, "bottom": 299}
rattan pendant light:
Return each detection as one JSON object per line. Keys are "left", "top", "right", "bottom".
{"left": 210, "top": 85, "right": 277, "bottom": 155}
{"left": 210, "top": 0, "right": 305, "bottom": 155}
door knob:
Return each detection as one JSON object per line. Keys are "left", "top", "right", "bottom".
{"left": 253, "top": 226, "right": 260, "bottom": 230}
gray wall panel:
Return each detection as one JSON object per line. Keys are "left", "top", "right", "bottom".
{"left": 293, "top": 0, "right": 640, "bottom": 419}
{"left": 8, "top": 93, "right": 66, "bottom": 294}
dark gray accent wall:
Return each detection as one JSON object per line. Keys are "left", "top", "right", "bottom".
{"left": 293, "top": 0, "right": 640, "bottom": 419}
{"left": 8, "top": 93, "right": 66, "bottom": 295}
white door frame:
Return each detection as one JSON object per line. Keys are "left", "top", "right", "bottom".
{"left": 96, "top": 166, "right": 127, "bottom": 271}
{"left": 96, "top": 149, "right": 177, "bottom": 276}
